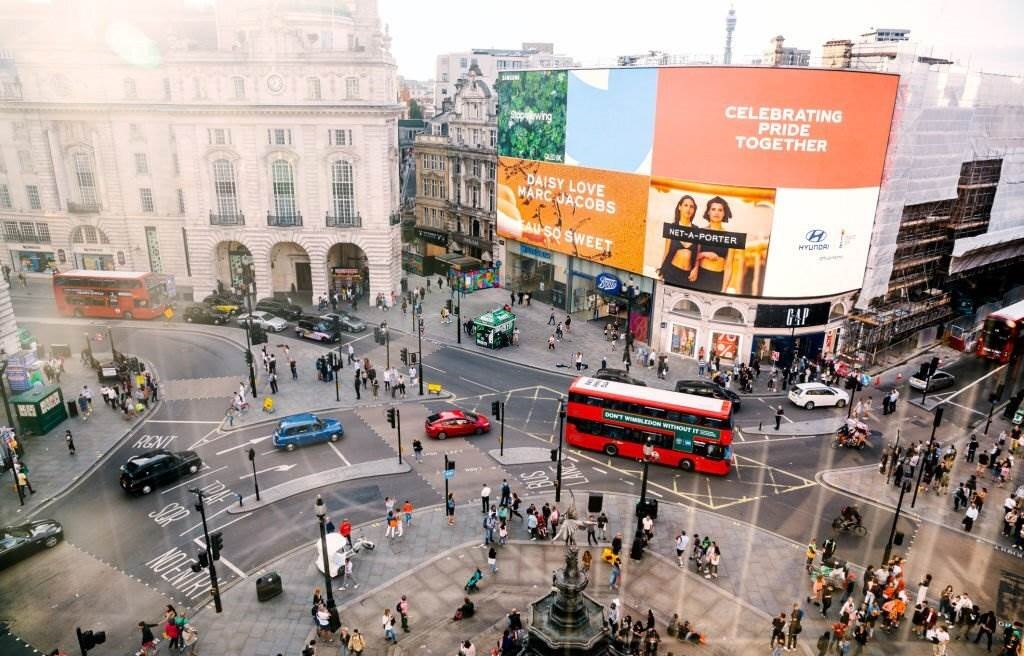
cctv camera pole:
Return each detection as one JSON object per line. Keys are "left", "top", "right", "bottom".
{"left": 555, "top": 399, "right": 566, "bottom": 503}
{"left": 242, "top": 261, "right": 258, "bottom": 398}
{"left": 417, "top": 317, "right": 424, "bottom": 396}
{"left": 247, "top": 448, "right": 260, "bottom": 501}
{"left": 190, "top": 487, "right": 223, "bottom": 613}
{"left": 882, "top": 479, "right": 912, "bottom": 565}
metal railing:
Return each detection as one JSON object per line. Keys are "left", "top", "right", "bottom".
{"left": 267, "top": 212, "right": 303, "bottom": 227}
{"left": 67, "top": 201, "right": 101, "bottom": 214}
{"left": 209, "top": 211, "right": 245, "bottom": 226}
{"left": 326, "top": 213, "right": 361, "bottom": 228}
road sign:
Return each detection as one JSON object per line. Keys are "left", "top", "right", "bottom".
{"left": 443, "top": 468, "right": 455, "bottom": 480}
{"left": 771, "top": 351, "right": 780, "bottom": 362}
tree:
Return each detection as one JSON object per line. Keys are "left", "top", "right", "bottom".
{"left": 407, "top": 99, "right": 423, "bottom": 119}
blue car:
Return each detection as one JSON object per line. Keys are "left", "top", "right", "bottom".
{"left": 272, "top": 413, "right": 344, "bottom": 451}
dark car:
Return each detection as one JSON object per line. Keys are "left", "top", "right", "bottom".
{"left": 674, "top": 379, "right": 742, "bottom": 411}
{"left": 202, "top": 293, "right": 244, "bottom": 315}
{"left": 320, "top": 312, "right": 367, "bottom": 333}
{"left": 119, "top": 449, "right": 203, "bottom": 495}
{"left": 184, "top": 304, "right": 229, "bottom": 325}
{"left": 593, "top": 368, "right": 647, "bottom": 387}
{"left": 295, "top": 318, "right": 341, "bottom": 343}
{"left": 0, "top": 520, "right": 63, "bottom": 569}
{"left": 255, "top": 298, "right": 304, "bottom": 321}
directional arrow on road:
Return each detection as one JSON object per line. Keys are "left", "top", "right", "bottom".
{"left": 216, "top": 434, "right": 274, "bottom": 456}
{"left": 239, "top": 464, "right": 296, "bottom": 480}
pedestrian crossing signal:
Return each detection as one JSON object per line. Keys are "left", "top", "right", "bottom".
{"left": 491, "top": 401, "right": 501, "bottom": 419}
{"left": 400, "top": 348, "right": 409, "bottom": 365}
{"left": 210, "top": 531, "right": 224, "bottom": 560}
{"left": 386, "top": 407, "right": 397, "bottom": 428}
{"left": 550, "top": 449, "right": 558, "bottom": 461}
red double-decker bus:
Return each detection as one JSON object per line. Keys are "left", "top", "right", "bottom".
{"left": 53, "top": 270, "right": 175, "bottom": 320}
{"left": 566, "top": 377, "right": 734, "bottom": 476}
{"left": 976, "top": 299, "right": 1024, "bottom": 364}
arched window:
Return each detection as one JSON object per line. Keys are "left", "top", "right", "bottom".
{"left": 830, "top": 303, "right": 847, "bottom": 320}
{"left": 71, "top": 225, "right": 109, "bottom": 244}
{"left": 212, "top": 159, "right": 238, "bottom": 218}
{"left": 712, "top": 306, "right": 744, "bottom": 324}
{"left": 73, "top": 153, "right": 98, "bottom": 206}
{"left": 271, "top": 160, "right": 297, "bottom": 221}
{"left": 330, "top": 160, "right": 356, "bottom": 222}
{"left": 671, "top": 299, "right": 701, "bottom": 319}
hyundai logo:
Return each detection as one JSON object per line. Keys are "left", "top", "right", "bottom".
{"left": 805, "top": 229, "right": 827, "bottom": 243}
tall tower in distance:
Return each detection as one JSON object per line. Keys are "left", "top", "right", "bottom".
{"left": 724, "top": 6, "right": 737, "bottom": 64}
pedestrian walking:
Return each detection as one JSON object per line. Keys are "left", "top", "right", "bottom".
{"left": 481, "top": 484, "right": 491, "bottom": 513}
{"left": 587, "top": 515, "right": 599, "bottom": 546}
{"left": 609, "top": 555, "right": 622, "bottom": 590}
{"left": 290, "top": 359, "right": 298, "bottom": 380}
{"left": 548, "top": 311, "right": 556, "bottom": 326}
{"left": 64, "top": 429, "right": 76, "bottom": 455}
{"left": 775, "top": 405, "right": 785, "bottom": 430}
{"left": 488, "top": 546, "right": 499, "bottom": 573}
{"left": 269, "top": 373, "right": 278, "bottom": 394}
{"left": 446, "top": 493, "right": 456, "bottom": 526}
{"left": 17, "top": 467, "right": 34, "bottom": 494}
{"left": 675, "top": 531, "right": 689, "bottom": 566}
{"left": 787, "top": 604, "right": 803, "bottom": 651}
{"left": 402, "top": 500, "right": 413, "bottom": 526}
{"left": 412, "top": 439, "right": 423, "bottom": 463}
{"left": 353, "top": 370, "right": 361, "bottom": 400}
{"left": 385, "top": 511, "right": 399, "bottom": 539}
{"left": 137, "top": 621, "right": 159, "bottom": 656}
{"left": 397, "top": 595, "right": 410, "bottom": 632}
{"left": 348, "top": 629, "right": 366, "bottom": 656}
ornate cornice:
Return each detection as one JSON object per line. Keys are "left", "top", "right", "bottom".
{"left": 0, "top": 101, "right": 403, "bottom": 119}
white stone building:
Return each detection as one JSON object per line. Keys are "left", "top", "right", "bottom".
{"left": 0, "top": 0, "right": 402, "bottom": 302}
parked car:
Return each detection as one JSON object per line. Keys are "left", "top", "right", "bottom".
{"left": 202, "top": 293, "right": 244, "bottom": 315}
{"left": 320, "top": 312, "right": 367, "bottom": 333}
{"left": 295, "top": 318, "right": 341, "bottom": 343}
{"left": 425, "top": 409, "right": 491, "bottom": 440}
{"left": 273, "top": 413, "right": 344, "bottom": 450}
{"left": 674, "top": 379, "right": 742, "bottom": 411}
{"left": 787, "top": 382, "right": 850, "bottom": 410}
{"left": 0, "top": 520, "right": 64, "bottom": 569}
{"left": 184, "top": 304, "right": 229, "bottom": 325}
{"left": 592, "top": 368, "right": 647, "bottom": 387}
{"left": 255, "top": 298, "right": 304, "bottom": 321}
{"left": 119, "top": 450, "right": 203, "bottom": 495}
{"left": 237, "top": 311, "right": 289, "bottom": 332}
{"left": 908, "top": 369, "right": 956, "bottom": 392}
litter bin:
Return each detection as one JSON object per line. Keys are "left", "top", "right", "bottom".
{"left": 635, "top": 498, "right": 658, "bottom": 520}
{"left": 66, "top": 400, "right": 79, "bottom": 418}
{"left": 256, "top": 571, "right": 282, "bottom": 601}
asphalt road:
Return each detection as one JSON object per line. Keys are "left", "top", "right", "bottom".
{"left": 7, "top": 293, "right": 1024, "bottom": 645}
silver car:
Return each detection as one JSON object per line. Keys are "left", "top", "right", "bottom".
{"left": 237, "top": 311, "right": 288, "bottom": 332}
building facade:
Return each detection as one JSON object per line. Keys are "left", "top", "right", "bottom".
{"left": 408, "top": 67, "right": 498, "bottom": 277}
{"left": 0, "top": 0, "right": 402, "bottom": 302}
{"left": 433, "top": 44, "right": 575, "bottom": 107}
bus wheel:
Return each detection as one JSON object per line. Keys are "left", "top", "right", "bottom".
{"left": 123, "top": 312, "right": 134, "bottom": 320}
{"left": 678, "top": 459, "right": 695, "bottom": 472}
{"left": 603, "top": 444, "right": 618, "bottom": 457}
{"left": 74, "top": 309, "right": 84, "bottom": 318}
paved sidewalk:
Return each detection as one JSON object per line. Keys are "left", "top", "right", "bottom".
{"left": 0, "top": 357, "right": 157, "bottom": 525}
{"left": 195, "top": 491, "right": 951, "bottom": 656}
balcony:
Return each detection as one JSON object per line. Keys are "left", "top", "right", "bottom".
{"left": 209, "top": 211, "right": 245, "bottom": 226}
{"left": 267, "top": 212, "right": 302, "bottom": 227}
{"left": 326, "top": 212, "right": 362, "bottom": 228}
{"left": 67, "top": 201, "right": 101, "bottom": 214}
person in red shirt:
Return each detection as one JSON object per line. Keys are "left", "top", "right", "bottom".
{"left": 340, "top": 518, "right": 352, "bottom": 544}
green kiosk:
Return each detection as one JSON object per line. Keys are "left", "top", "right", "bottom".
{"left": 10, "top": 384, "right": 67, "bottom": 435}
{"left": 472, "top": 308, "right": 516, "bottom": 349}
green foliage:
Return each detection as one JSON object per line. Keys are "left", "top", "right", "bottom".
{"left": 407, "top": 99, "right": 423, "bottom": 119}
{"left": 497, "top": 70, "right": 567, "bottom": 162}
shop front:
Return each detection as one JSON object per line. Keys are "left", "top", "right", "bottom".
{"left": 75, "top": 251, "right": 117, "bottom": 271}
{"left": 411, "top": 227, "right": 450, "bottom": 276}
{"left": 750, "top": 301, "right": 833, "bottom": 367}
{"left": 437, "top": 254, "right": 500, "bottom": 292}
{"left": 12, "top": 247, "right": 58, "bottom": 273}
{"left": 504, "top": 241, "right": 561, "bottom": 306}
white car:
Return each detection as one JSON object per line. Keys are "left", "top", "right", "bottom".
{"left": 788, "top": 382, "right": 850, "bottom": 410}
{"left": 237, "top": 311, "right": 288, "bottom": 332}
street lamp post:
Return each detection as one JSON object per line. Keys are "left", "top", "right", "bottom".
{"left": 629, "top": 438, "right": 657, "bottom": 560}
{"left": 332, "top": 351, "right": 340, "bottom": 402}
{"left": 453, "top": 276, "right": 462, "bottom": 345}
{"left": 554, "top": 399, "right": 566, "bottom": 503}
{"left": 247, "top": 448, "right": 261, "bottom": 501}
{"left": 380, "top": 321, "right": 390, "bottom": 370}
{"left": 882, "top": 479, "right": 912, "bottom": 565}
{"left": 624, "top": 279, "right": 637, "bottom": 353}
{"left": 189, "top": 488, "right": 223, "bottom": 613}
{"left": 241, "top": 259, "right": 258, "bottom": 399}
{"left": 417, "top": 318, "right": 424, "bottom": 396}
{"left": 315, "top": 495, "right": 336, "bottom": 608}
{"left": 910, "top": 406, "right": 943, "bottom": 509}
{"left": 984, "top": 387, "right": 1002, "bottom": 434}
{"left": 846, "top": 374, "right": 861, "bottom": 420}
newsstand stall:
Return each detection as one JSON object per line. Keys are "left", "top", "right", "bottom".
{"left": 471, "top": 309, "right": 516, "bottom": 349}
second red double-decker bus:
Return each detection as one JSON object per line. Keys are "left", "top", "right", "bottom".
{"left": 566, "top": 376, "right": 734, "bottom": 475}
{"left": 53, "top": 270, "right": 175, "bottom": 320}
{"left": 976, "top": 299, "right": 1024, "bottom": 364}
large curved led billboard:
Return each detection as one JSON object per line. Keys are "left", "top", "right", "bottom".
{"left": 496, "top": 66, "right": 899, "bottom": 298}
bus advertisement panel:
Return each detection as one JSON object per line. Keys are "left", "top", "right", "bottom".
{"left": 566, "top": 376, "right": 733, "bottom": 476}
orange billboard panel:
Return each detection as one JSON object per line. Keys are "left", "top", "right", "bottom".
{"left": 497, "top": 157, "right": 650, "bottom": 273}
{"left": 652, "top": 67, "right": 899, "bottom": 189}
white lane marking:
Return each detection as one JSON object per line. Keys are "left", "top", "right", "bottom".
{"left": 188, "top": 426, "right": 224, "bottom": 450}
{"left": 591, "top": 467, "right": 607, "bottom": 474}
{"left": 146, "top": 420, "right": 222, "bottom": 424}
{"left": 193, "top": 536, "right": 248, "bottom": 578}
{"left": 936, "top": 364, "right": 1006, "bottom": 405}
{"left": 239, "top": 464, "right": 297, "bottom": 480}
{"left": 942, "top": 400, "right": 988, "bottom": 417}
{"left": 215, "top": 434, "right": 273, "bottom": 456}
{"left": 647, "top": 490, "right": 664, "bottom": 498}
{"left": 328, "top": 441, "right": 351, "bottom": 466}
{"left": 460, "top": 377, "right": 499, "bottom": 392}
{"left": 207, "top": 513, "right": 253, "bottom": 534}
{"left": 179, "top": 503, "right": 237, "bottom": 537}
{"left": 422, "top": 363, "right": 447, "bottom": 374}
{"left": 160, "top": 466, "right": 229, "bottom": 494}
{"left": 566, "top": 455, "right": 579, "bottom": 463}
{"left": 735, "top": 428, "right": 746, "bottom": 442}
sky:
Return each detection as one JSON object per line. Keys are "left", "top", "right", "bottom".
{"left": 378, "top": 0, "right": 1024, "bottom": 80}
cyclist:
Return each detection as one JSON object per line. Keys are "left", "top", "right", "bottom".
{"left": 840, "top": 505, "right": 863, "bottom": 528}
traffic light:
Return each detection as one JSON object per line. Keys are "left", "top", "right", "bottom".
{"left": 410, "top": 353, "right": 417, "bottom": 365}
{"left": 210, "top": 531, "right": 224, "bottom": 561}
{"left": 400, "top": 348, "right": 409, "bottom": 365}
{"left": 445, "top": 299, "right": 453, "bottom": 312}
{"left": 245, "top": 350, "right": 253, "bottom": 366}
{"left": 445, "top": 459, "right": 455, "bottom": 472}
{"left": 928, "top": 356, "right": 940, "bottom": 378}
{"left": 550, "top": 448, "right": 558, "bottom": 461}
{"left": 193, "top": 549, "right": 209, "bottom": 571}
{"left": 251, "top": 324, "right": 268, "bottom": 345}
{"left": 386, "top": 407, "right": 397, "bottom": 428}
{"left": 77, "top": 628, "right": 107, "bottom": 652}
{"left": 491, "top": 401, "right": 501, "bottom": 419}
